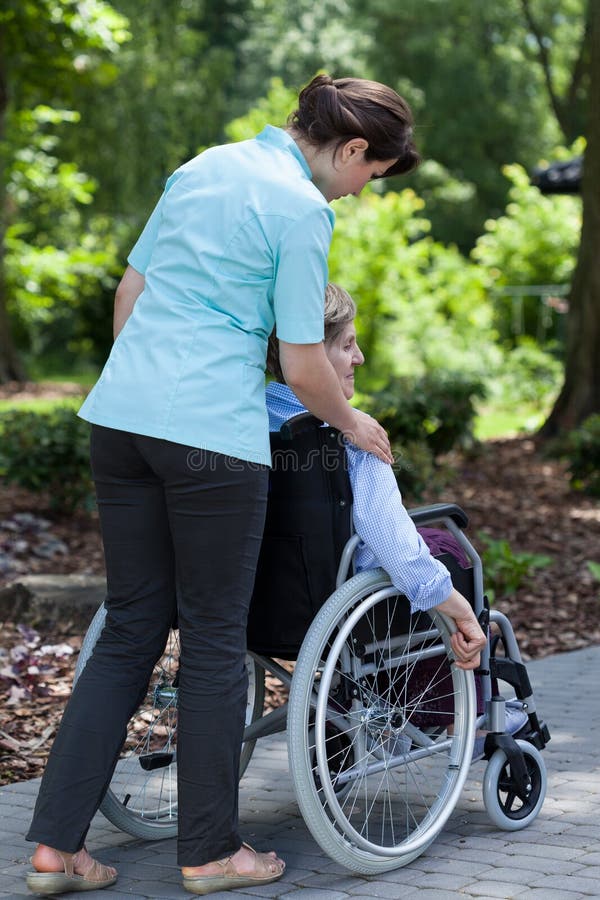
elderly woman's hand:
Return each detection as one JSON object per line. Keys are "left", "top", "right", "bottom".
{"left": 435, "top": 589, "right": 487, "bottom": 671}
{"left": 449, "top": 616, "right": 487, "bottom": 670}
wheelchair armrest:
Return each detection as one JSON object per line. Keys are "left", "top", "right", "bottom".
{"left": 280, "top": 412, "right": 324, "bottom": 441}
{"left": 408, "top": 502, "right": 469, "bottom": 529}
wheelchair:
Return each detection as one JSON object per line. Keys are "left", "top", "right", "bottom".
{"left": 74, "top": 414, "right": 550, "bottom": 874}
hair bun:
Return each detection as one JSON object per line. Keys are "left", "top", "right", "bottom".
{"left": 290, "top": 74, "right": 421, "bottom": 176}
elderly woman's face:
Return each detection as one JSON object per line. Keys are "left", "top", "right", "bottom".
{"left": 325, "top": 322, "right": 365, "bottom": 399}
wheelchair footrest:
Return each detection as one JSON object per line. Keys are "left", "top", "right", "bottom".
{"left": 527, "top": 720, "right": 551, "bottom": 751}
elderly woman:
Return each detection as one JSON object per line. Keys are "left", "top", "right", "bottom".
{"left": 266, "top": 283, "right": 487, "bottom": 670}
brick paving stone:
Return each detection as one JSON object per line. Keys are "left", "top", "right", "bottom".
{"left": 571, "top": 866, "right": 600, "bottom": 881}
{"left": 390, "top": 890, "right": 466, "bottom": 900}
{"left": 518, "top": 891, "right": 586, "bottom": 899}
{"left": 405, "top": 872, "right": 474, "bottom": 891}
{"left": 577, "top": 853, "right": 600, "bottom": 865}
{"left": 279, "top": 890, "right": 351, "bottom": 900}
{"left": 294, "top": 873, "right": 361, "bottom": 891}
{"left": 498, "top": 854, "right": 581, "bottom": 875}
{"left": 418, "top": 856, "right": 492, "bottom": 877}
{"left": 503, "top": 841, "right": 587, "bottom": 861}
{"left": 345, "top": 879, "right": 409, "bottom": 898}
{"left": 462, "top": 881, "right": 527, "bottom": 898}
{"left": 532, "top": 875, "right": 599, "bottom": 895}
{"left": 478, "top": 866, "right": 542, "bottom": 884}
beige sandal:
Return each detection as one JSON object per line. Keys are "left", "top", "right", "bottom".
{"left": 26, "top": 848, "right": 117, "bottom": 895}
{"left": 183, "top": 842, "right": 285, "bottom": 895}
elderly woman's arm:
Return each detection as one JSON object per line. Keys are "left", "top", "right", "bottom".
{"left": 113, "top": 265, "right": 145, "bottom": 339}
{"left": 347, "top": 445, "right": 486, "bottom": 669}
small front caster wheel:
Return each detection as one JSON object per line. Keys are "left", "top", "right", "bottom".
{"left": 483, "top": 739, "right": 547, "bottom": 830}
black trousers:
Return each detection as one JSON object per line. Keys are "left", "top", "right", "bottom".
{"left": 26, "top": 425, "right": 268, "bottom": 866}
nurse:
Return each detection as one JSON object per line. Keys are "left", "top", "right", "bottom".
{"left": 25, "top": 73, "right": 420, "bottom": 897}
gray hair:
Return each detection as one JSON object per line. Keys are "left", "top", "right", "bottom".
{"left": 267, "top": 283, "right": 356, "bottom": 383}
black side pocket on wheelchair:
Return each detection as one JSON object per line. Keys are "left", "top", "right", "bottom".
{"left": 247, "top": 426, "right": 353, "bottom": 659}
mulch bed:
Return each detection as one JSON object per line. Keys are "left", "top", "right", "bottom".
{"left": 1, "top": 396, "right": 598, "bottom": 785}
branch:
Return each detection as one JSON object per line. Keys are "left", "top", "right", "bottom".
{"left": 519, "top": 0, "right": 570, "bottom": 141}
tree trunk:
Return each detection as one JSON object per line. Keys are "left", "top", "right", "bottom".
{"left": 0, "top": 26, "right": 25, "bottom": 383}
{"left": 539, "top": 0, "right": 600, "bottom": 438}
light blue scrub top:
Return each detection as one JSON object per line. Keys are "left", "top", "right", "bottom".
{"left": 79, "top": 126, "right": 334, "bottom": 465}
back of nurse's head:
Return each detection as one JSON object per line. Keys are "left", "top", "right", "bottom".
{"left": 289, "top": 73, "right": 420, "bottom": 176}
{"left": 267, "top": 283, "right": 357, "bottom": 384}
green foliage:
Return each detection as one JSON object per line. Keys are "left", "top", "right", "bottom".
{"left": 235, "top": 0, "right": 369, "bottom": 107}
{"left": 477, "top": 338, "right": 563, "bottom": 437}
{"left": 4, "top": 107, "right": 125, "bottom": 366}
{"left": 224, "top": 79, "right": 298, "bottom": 142}
{"left": 0, "top": 0, "right": 130, "bottom": 99}
{"left": 359, "top": 371, "right": 485, "bottom": 498}
{"left": 56, "top": 0, "right": 255, "bottom": 224}
{"left": 560, "top": 414, "right": 600, "bottom": 496}
{"left": 0, "top": 405, "right": 93, "bottom": 512}
{"left": 587, "top": 561, "right": 600, "bottom": 595}
{"left": 472, "top": 158, "right": 581, "bottom": 343}
{"left": 328, "top": 190, "right": 499, "bottom": 389}
{"left": 477, "top": 533, "right": 552, "bottom": 603}
{"left": 355, "top": 0, "right": 587, "bottom": 247}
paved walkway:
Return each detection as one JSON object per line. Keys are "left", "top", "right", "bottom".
{"left": 1, "top": 646, "right": 599, "bottom": 900}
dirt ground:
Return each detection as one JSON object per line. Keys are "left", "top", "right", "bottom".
{"left": 1, "top": 383, "right": 598, "bottom": 785}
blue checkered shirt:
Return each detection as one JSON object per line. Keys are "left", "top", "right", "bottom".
{"left": 265, "top": 382, "right": 453, "bottom": 612}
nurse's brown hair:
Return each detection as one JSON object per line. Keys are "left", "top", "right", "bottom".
{"left": 289, "top": 73, "right": 420, "bottom": 177}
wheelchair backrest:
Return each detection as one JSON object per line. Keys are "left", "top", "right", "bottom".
{"left": 247, "top": 421, "right": 352, "bottom": 658}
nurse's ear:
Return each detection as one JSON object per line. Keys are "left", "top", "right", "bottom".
{"left": 337, "top": 138, "right": 369, "bottom": 166}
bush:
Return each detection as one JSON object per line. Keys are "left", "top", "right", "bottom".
{"left": 477, "top": 533, "right": 552, "bottom": 603}
{"left": 472, "top": 156, "right": 581, "bottom": 345}
{"left": 561, "top": 414, "right": 600, "bottom": 497}
{"left": 328, "top": 189, "right": 498, "bottom": 390}
{"left": 359, "top": 371, "right": 485, "bottom": 454}
{"left": 0, "top": 404, "right": 93, "bottom": 513}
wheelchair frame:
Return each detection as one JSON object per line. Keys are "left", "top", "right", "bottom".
{"left": 74, "top": 501, "right": 550, "bottom": 874}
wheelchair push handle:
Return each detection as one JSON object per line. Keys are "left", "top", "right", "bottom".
{"left": 280, "top": 412, "right": 325, "bottom": 441}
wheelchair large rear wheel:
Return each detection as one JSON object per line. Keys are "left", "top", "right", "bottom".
{"left": 75, "top": 603, "right": 265, "bottom": 840}
{"left": 288, "top": 569, "right": 476, "bottom": 874}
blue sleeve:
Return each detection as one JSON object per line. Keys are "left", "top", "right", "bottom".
{"left": 272, "top": 206, "right": 334, "bottom": 344}
{"left": 346, "top": 445, "right": 454, "bottom": 612}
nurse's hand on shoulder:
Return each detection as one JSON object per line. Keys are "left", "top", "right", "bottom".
{"left": 346, "top": 409, "right": 394, "bottom": 464}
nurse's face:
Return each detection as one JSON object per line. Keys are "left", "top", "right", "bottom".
{"left": 317, "top": 138, "right": 399, "bottom": 202}
{"left": 325, "top": 322, "right": 365, "bottom": 399}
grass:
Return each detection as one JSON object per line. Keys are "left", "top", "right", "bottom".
{"left": 474, "top": 406, "right": 548, "bottom": 440}
{"left": 0, "top": 396, "right": 84, "bottom": 414}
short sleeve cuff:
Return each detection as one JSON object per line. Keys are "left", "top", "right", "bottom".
{"left": 276, "top": 316, "right": 324, "bottom": 344}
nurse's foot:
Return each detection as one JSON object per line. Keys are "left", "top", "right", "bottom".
{"left": 182, "top": 843, "right": 285, "bottom": 895}
{"left": 27, "top": 845, "right": 117, "bottom": 894}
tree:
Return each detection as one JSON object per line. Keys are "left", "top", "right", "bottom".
{"left": 519, "top": 0, "right": 591, "bottom": 145}
{"left": 0, "top": 0, "right": 128, "bottom": 382}
{"left": 356, "top": 0, "right": 587, "bottom": 248}
{"left": 59, "top": 0, "right": 255, "bottom": 225}
{"left": 540, "top": 0, "right": 600, "bottom": 434}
